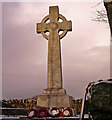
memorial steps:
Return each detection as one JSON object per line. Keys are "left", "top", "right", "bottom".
{"left": 0, "top": 115, "right": 90, "bottom": 120}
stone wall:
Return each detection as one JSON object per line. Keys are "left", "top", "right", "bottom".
{"left": 6, "top": 98, "right": 37, "bottom": 109}
{"left": 86, "top": 79, "right": 112, "bottom": 119}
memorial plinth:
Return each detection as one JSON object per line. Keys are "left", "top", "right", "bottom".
{"left": 36, "top": 6, "right": 72, "bottom": 108}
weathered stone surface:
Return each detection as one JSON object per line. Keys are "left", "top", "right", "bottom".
{"left": 87, "top": 79, "right": 112, "bottom": 119}
{"left": 43, "top": 88, "right": 66, "bottom": 95}
{"left": 36, "top": 6, "right": 72, "bottom": 108}
{"left": 37, "top": 94, "right": 72, "bottom": 108}
{"left": 37, "top": 6, "right": 72, "bottom": 89}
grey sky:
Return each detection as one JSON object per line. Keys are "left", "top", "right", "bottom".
{"left": 2, "top": 2, "right": 110, "bottom": 99}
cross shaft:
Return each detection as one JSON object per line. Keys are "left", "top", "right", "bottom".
{"left": 37, "top": 6, "right": 72, "bottom": 89}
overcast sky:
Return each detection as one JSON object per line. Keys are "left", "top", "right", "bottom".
{"left": 2, "top": 2, "right": 110, "bottom": 100}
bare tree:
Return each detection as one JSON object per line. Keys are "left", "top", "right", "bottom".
{"left": 92, "top": 2, "right": 108, "bottom": 23}
{"left": 92, "top": 9, "right": 108, "bottom": 23}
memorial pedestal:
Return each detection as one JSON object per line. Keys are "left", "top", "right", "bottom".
{"left": 37, "top": 90, "right": 72, "bottom": 108}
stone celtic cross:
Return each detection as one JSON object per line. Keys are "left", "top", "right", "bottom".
{"left": 37, "top": 6, "right": 72, "bottom": 90}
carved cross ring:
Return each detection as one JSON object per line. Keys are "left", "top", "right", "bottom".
{"left": 41, "top": 14, "right": 68, "bottom": 40}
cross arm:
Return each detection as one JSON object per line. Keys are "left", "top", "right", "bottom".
{"left": 49, "top": 6, "right": 59, "bottom": 22}
{"left": 37, "top": 23, "right": 50, "bottom": 33}
{"left": 58, "top": 21, "right": 72, "bottom": 31}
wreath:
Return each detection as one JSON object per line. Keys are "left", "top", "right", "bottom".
{"left": 60, "top": 108, "right": 72, "bottom": 117}
{"left": 37, "top": 108, "right": 48, "bottom": 118}
{"left": 49, "top": 107, "right": 60, "bottom": 117}
{"left": 19, "top": 116, "right": 27, "bottom": 119}
{"left": 27, "top": 108, "right": 37, "bottom": 118}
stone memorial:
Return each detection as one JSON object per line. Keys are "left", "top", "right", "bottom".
{"left": 86, "top": 79, "right": 112, "bottom": 119}
{"left": 36, "top": 6, "right": 72, "bottom": 108}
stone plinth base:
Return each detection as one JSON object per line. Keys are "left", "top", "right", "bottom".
{"left": 37, "top": 94, "right": 72, "bottom": 108}
{"left": 43, "top": 88, "right": 66, "bottom": 95}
